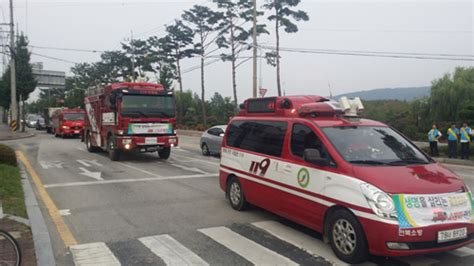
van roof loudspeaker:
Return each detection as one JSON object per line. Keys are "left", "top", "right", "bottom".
{"left": 339, "top": 96, "right": 364, "bottom": 117}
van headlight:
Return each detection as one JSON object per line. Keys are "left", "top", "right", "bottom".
{"left": 360, "top": 183, "right": 397, "bottom": 220}
{"left": 62, "top": 125, "right": 70, "bottom": 129}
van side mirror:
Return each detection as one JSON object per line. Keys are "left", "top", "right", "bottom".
{"left": 304, "top": 149, "right": 329, "bottom": 166}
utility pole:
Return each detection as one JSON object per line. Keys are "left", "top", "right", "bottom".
{"left": 9, "top": 0, "right": 17, "bottom": 133}
{"left": 130, "top": 30, "right": 136, "bottom": 82}
{"left": 252, "top": 0, "right": 257, "bottom": 98}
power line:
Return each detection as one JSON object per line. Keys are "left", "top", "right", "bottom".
{"left": 257, "top": 45, "right": 474, "bottom": 61}
{"left": 31, "top": 52, "right": 78, "bottom": 64}
{"left": 29, "top": 45, "right": 105, "bottom": 53}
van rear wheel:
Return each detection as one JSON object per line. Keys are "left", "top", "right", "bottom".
{"left": 227, "top": 177, "right": 247, "bottom": 211}
{"left": 328, "top": 209, "right": 369, "bottom": 264}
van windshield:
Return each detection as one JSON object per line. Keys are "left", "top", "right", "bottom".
{"left": 120, "top": 95, "right": 175, "bottom": 118}
{"left": 322, "top": 126, "right": 431, "bottom": 166}
{"left": 64, "top": 113, "right": 84, "bottom": 121}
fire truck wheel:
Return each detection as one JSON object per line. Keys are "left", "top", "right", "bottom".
{"left": 227, "top": 176, "right": 247, "bottom": 211}
{"left": 86, "top": 132, "right": 99, "bottom": 153}
{"left": 158, "top": 147, "right": 171, "bottom": 159}
{"left": 201, "top": 143, "right": 210, "bottom": 156}
{"left": 328, "top": 209, "right": 369, "bottom": 264}
{"left": 107, "top": 137, "right": 121, "bottom": 161}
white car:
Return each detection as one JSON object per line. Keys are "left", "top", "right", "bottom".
{"left": 200, "top": 125, "right": 227, "bottom": 156}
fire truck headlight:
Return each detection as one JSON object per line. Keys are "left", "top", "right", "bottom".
{"left": 124, "top": 144, "right": 131, "bottom": 150}
{"left": 117, "top": 130, "right": 124, "bottom": 135}
{"left": 361, "top": 183, "right": 397, "bottom": 220}
{"left": 122, "top": 139, "right": 132, "bottom": 145}
{"left": 62, "top": 126, "right": 70, "bottom": 129}
{"left": 169, "top": 137, "right": 177, "bottom": 144}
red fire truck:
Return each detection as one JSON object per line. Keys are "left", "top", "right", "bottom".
{"left": 83, "top": 82, "right": 178, "bottom": 161}
{"left": 51, "top": 108, "right": 85, "bottom": 138}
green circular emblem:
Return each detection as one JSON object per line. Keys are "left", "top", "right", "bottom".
{"left": 297, "top": 168, "right": 310, "bottom": 188}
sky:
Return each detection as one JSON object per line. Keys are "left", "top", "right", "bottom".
{"left": 0, "top": 0, "right": 472, "bottom": 102}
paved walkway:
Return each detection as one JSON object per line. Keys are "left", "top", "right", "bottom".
{"left": 0, "top": 124, "right": 34, "bottom": 141}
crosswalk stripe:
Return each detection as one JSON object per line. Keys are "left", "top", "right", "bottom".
{"left": 70, "top": 242, "right": 120, "bottom": 266}
{"left": 447, "top": 246, "right": 474, "bottom": 257}
{"left": 199, "top": 226, "right": 298, "bottom": 266}
{"left": 252, "top": 220, "right": 358, "bottom": 266}
{"left": 139, "top": 234, "right": 208, "bottom": 266}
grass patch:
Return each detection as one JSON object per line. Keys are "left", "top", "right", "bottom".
{"left": 0, "top": 163, "right": 27, "bottom": 218}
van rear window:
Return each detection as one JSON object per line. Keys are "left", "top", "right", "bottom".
{"left": 226, "top": 120, "right": 287, "bottom": 157}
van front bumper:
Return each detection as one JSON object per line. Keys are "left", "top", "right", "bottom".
{"left": 359, "top": 216, "right": 474, "bottom": 257}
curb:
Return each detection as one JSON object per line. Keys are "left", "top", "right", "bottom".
{"left": 177, "top": 130, "right": 203, "bottom": 138}
{"left": 19, "top": 163, "right": 55, "bottom": 266}
{"left": 435, "top": 157, "right": 474, "bottom": 167}
{"left": 0, "top": 132, "right": 35, "bottom": 141}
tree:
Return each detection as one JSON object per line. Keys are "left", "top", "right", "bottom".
{"left": 213, "top": 0, "right": 267, "bottom": 109}
{"left": 149, "top": 19, "right": 198, "bottom": 121}
{"left": 183, "top": 5, "right": 222, "bottom": 127}
{"left": 263, "top": 0, "right": 309, "bottom": 96}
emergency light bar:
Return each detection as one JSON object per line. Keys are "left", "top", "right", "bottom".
{"left": 339, "top": 97, "right": 364, "bottom": 117}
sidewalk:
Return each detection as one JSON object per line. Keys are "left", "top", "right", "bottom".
{"left": 0, "top": 216, "right": 36, "bottom": 265}
{"left": 0, "top": 124, "right": 35, "bottom": 141}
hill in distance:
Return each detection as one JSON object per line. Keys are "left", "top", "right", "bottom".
{"left": 334, "top": 86, "right": 430, "bottom": 101}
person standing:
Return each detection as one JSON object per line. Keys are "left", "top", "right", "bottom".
{"left": 460, "top": 122, "right": 472, "bottom": 159}
{"left": 447, "top": 123, "right": 459, "bottom": 158}
{"left": 427, "top": 124, "right": 442, "bottom": 156}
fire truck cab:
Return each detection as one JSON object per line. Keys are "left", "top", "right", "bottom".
{"left": 220, "top": 96, "right": 473, "bottom": 263}
{"left": 83, "top": 82, "right": 178, "bottom": 161}
{"left": 51, "top": 108, "right": 85, "bottom": 138}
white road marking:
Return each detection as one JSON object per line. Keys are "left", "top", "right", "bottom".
{"left": 397, "top": 255, "right": 439, "bottom": 266}
{"left": 44, "top": 173, "right": 218, "bottom": 188}
{"left": 172, "top": 154, "right": 220, "bottom": 166}
{"left": 70, "top": 242, "right": 120, "bottom": 266}
{"left": 118, "top": 162, "right": 161, "bottom": 177}
{"left": 448, "top": 246, "right": 474, "bottom": 257}
{"left": 59, "top": 209, "right": 71, "bottom": 216}
{"left": 139, "top": 234, "right": 208, "bottom": 266}
{"left": 78, "top": 167, "right": 103, "bottom": 180}
{"left": 77, "top": 159, "right": 103, "bottom": 167}
{"left": 0, "top": 200, "right": 3, "bottom": 219}
{"left": 39, "top": 161, "right": 64, "bottom": 169}
{"left": 170, "top": 163, "right": 208, "bottom": 174}
{"left": 252, "top": 221, "right": 361, "bottom": 266}
{"left": 199, "top": 226, "right": 298, "bottom": 266}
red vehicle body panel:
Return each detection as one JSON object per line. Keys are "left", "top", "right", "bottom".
{"left": 219, "top": 95, "right": 473, "bottom": 258}
{"left": 51, "top": 108, "right": 85, "bottom": 137}
{"left": 83, "top": 82, "right": 178, "bottom": 153}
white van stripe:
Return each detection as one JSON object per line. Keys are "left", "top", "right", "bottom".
{"left": 139, "top": 234, "right": 208, "bottom": 266}
{"left": 199, "top": 226, "right": 298, "bottom": 265}
{"left": 448, "top": 246, "right": 474, "bottom": 257}
{"left": 252, "top": 221, "right": 351, "bottom": 266}
{"left": 70, "top": 242, "right": 120, "bottom": 266}
{"left": 221, "top": 167, "right": 398, "bottom": 225}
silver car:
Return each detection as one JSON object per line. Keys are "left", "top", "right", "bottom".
{"left": 200, "top": 125, "right": 227, "bottom": 156}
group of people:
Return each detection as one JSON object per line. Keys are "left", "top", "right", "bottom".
{"left": 428, "top": 123, "right": 472, "bottom": 159}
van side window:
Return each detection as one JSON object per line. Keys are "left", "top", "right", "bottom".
{"left": 226, "top": 120, "right": 287, "bottom": 157}
{"left": 291, "top": 124, "right": 332, "bottom": 163}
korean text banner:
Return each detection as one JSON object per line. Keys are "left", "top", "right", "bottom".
{"left": 128, "top": 123, "right": 173, "bottom": 134}
{"left": 393, "top": 193, "right": 474, "bottom": 228}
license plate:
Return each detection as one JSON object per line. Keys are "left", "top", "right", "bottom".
{"left": 74, "top": 130, "right": 80, "bottom": 134}
{"left": 145, "top": 137, "right": 157, "bottom": 144}
{"left": 438, "top": 227, "right": 467, "bottom": 243}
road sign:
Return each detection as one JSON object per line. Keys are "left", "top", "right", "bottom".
{"left": 259, "top": 88, "right": 268, "bottom": 97}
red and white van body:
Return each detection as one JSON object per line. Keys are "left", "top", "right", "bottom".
{"left": 51, "top": 108, "right": 85, "bottom": 137}
{"left": 219, "top": 96, "right": 473, "bottom": 258}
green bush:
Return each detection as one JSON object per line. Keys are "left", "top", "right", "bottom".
{"left": 0, "top": 144, "right": 17, "bottom": 166}
{"left": 0, "top": 164, "right": 26, "bottom": 217}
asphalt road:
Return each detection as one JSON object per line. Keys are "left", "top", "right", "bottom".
{"left": 8, "top": 132, "right": 474, "bottom": 265}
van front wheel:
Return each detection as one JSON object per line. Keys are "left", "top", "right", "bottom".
{"left": 227, "top": 177, "right": 247, "bottom": 211}
{"left": 328, "top": 209, "right": 369, "bottom": 264}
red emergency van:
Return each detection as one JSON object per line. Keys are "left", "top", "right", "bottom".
{"left": 219, "top": 96, "right": 473, "bottom": 263}
{"left": 51, "top": 108, "right": 85, "bottom": 138}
